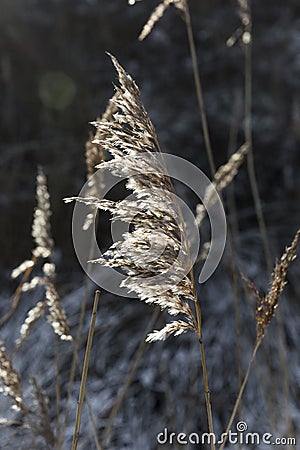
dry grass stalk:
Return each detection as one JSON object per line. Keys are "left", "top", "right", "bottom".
{"left": 1, "top": 167, "right": 54, "bottom": 328}
{"left": 0, "top": 342, "right": 24, "bottom": 411}
{"left": 71, "top": 291, "right": 100, "bottom": 450}
{"left": 220, "top": 229, "right": 300, "bottom": 450}
{"left": 11, "top": 166, "right": 53, "bottom": 279}
{"left": 65, "top": 55, "right": 197, "bottom": 342}
{"left": 65, "top": 57, "right": 216, "bottom": 446}
{"left": 196, "top": 143, "right": 249, "bottom": 226}
{"left": 138, "top": 0, "right": 186, "bottom": 41}
{"left": 238, "top": 0, "right": 292, "bottom": 434}
{"left": 11, "top": 168, "right": 72, "bottom": 344}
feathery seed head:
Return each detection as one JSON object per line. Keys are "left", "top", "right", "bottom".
{"left": 11, "top": 167, "right": 54, "bottom": 280}
{"left": 65, "top": 55, "right": 197, "bottom": 341}
{"left": 12, "top": 168, "right": 72, "bottom": 345}
{"left": 246, "top": 229, "right": 300, "bottom": 341}
{"left": 0, "top": 342, "right": 24, "bottom": 411}
{"left": 32, "top": 166, "right": 54, "bottom": 259}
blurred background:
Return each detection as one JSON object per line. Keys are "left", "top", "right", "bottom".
{"left": 1, "top": 0, "right": 300, "bottom": 449}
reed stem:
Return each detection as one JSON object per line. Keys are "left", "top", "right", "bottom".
{"left": 195, "top": 298, "right": 215, "bottom": 450}
{"left": 71, "top": 290, "right": 100, "bottom": 450}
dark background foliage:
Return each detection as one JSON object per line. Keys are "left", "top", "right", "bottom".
{"left": 1, "top": 0, "right": 300, "bottom": 278}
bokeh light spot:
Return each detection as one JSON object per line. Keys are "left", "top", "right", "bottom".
{"left": 39, "top": 71, "right": 76, "bottom": 110}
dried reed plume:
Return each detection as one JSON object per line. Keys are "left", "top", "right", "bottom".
{"left": 12, "top": 168, "right": 72, "bottom": 345}
{"left": 220, "top": 229, "right": 300, "bottom": 450}
{"left": 65, "top": 55, "right": 197, "bottom": 342}
{"left": 11, "top": 167, "right": 53, "bottom": 282}
{"left": 0, "top": 342, "right": 24, "bottom": 411}
{"left": 196, "top": 143, "right": 249, "bottom": 226}
{"left": 31, "top": 167, "right": 54, "bottom": 259}
{"left": 246, "top": 229, "right": 300, "bottom": 341}
{"left": 138, "top": 0, "right": 186, "bottom": 41}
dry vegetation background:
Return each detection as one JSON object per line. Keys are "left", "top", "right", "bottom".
{"left": 1, "top": 0, "right": 300, "bottom": 449}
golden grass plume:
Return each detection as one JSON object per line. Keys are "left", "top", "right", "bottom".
{"left": 65, "top": 55, "right": 198, "bottom": 341}
{"left": 245, "top": 229, "right": 300, "bottom": 340}
{"left": 12, "top": 168, "right": 72, "bottom": 345}
{"left": 138, "top": 0, "right": 186, "bottom": 41}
